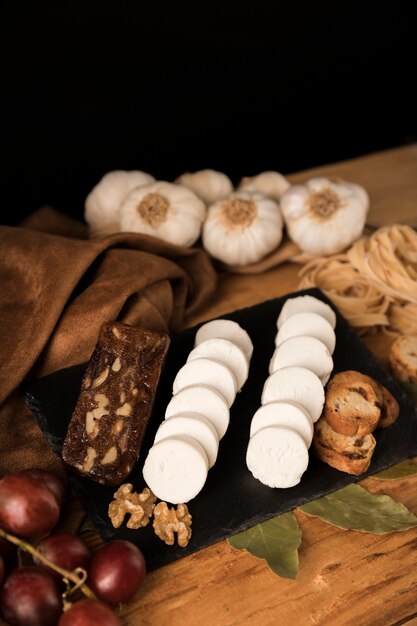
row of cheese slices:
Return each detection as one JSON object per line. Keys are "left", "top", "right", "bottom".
{"left": 246, "top": 295, "right": 337, "bottom": 488}
{"left": 143, "top": 319, "right": 254, "bottom": 504}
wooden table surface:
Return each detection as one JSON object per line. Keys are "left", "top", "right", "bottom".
{"left": 95, "top": 145, "right": 417, "bottom": 626}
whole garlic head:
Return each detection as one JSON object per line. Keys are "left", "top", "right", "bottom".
{"left": 238, "top": 171, "right": 290, "bottom": 201}
{"left": 85, "top": 170, "right": 155, "bottom": 236}
{"left": 280, "top": 177, "right": 369, "bottom": 256}
{"left": 175, "top": 169, "right": 233, "bottom": 206}
{"left": 202, "top": 191, "right": 284, "bottom": 266}
{"left": 119, "top": 181, "right": 206, "bottom": 247}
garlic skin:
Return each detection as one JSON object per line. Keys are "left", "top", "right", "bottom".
{"left": 202, "top": 191, "right": 284, "bottom": 266}
{"left": 280, "top": 177, "right": 369, "bottom": 256}
{"left": 238, "top": 171, "right": 290, "bottom": 201}
{"left": 175, "top": 169, "right": 233, "bottom": 206}
{"left": 119, "top": 181, "right": 206, "bottom": 247}
{"left": 85, "top": 170, "right": 155, "bottom": 236}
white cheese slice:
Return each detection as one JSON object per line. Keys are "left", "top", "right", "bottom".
{"left": 165, "top": 384, "right": 230, "bottom": 439}
{"left": 246, "top": 425, "right": 309, "bottom": 488}
{"left": 187, "top": 338, "right": 249, "bottom": 390}
{"left": 249, "top": 401, "right": 314, "bottom": 447}
{"left": 261, "top": 366, "right": 325, "bottom": 422}
{"left": 269, "top": 335, "right": 333, "bottom": 385}
{"left": 142, "top": 435, "right": 208, "bottom": 504}
{"left": 194, "top": 319, "right": 253, "bottom": 360}
{"left": 155, "top": 412, "right": 219, "bottom": 468}
{"left": 172, "top": 357, "right": 237, "bottom": 408}
{"left": 275, "top": 311, "right": 336, "bottom": 355}
{"left": 277, "top": 294, "right": 336, "bottom": 329}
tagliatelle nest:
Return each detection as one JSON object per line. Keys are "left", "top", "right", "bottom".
{"left": 298, "top": 225, "right": 417, "bottom": 335}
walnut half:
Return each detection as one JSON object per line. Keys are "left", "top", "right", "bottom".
{"left": 153, "top": 502, "right": 192, "bottom": 547}
{"left": 108, "top": 484, "right": 156, "bottom": 529}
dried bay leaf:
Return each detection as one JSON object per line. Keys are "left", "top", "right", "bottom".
{"left": 372, "top": 459, "right": 417, "bottom": 480}
{"left": 299, "top": 483, "right": 417, "bottom": 533}
{"left": 227, "top": 512, "right": 301, "bottom": 579}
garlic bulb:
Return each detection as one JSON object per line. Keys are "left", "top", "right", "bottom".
{"left": 202, "top": 191, "right": 284, "bottom": 266}
{"left": 175, "top": 169, "right": 233, "bottom": 206}
{"left": 280, "top": 177, "right": 369, "bottom": 256}
{"left": 238, "top": 171, "right": 290, "bottom": 201}
{"left": 119, "top": 181, "right": 206, "bottom": 247}
{"left": 85, "top": 170, "right": 155, "bottom": 236}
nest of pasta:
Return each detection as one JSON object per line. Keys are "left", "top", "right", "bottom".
{"left": 298, "top": 224, "right": 417, "bottom": 335}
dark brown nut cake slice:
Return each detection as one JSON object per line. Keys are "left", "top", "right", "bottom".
{"left": 62, "top": 321, "right": 170, "bottom": 485}
{"left": 313, "top": 416, "right": 376, "bottom": 475}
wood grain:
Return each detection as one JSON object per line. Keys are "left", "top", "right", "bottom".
{"left": 99, "top": 146, "right": 417, "bottom": 626}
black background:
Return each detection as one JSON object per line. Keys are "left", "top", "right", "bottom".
{"left": 2, "top": 1, "right": 416, "bottom": 225}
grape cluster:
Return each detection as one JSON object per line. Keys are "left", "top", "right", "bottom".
{"left": 0, "top": 469, "right": 146, "bottom": 626}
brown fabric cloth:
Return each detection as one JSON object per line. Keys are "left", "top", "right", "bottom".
{"left": 0, "top": 207, "right": 217, "bottom": 481}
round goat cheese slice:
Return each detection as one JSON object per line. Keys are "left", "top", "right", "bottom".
{"left": 250, "top": 401, "right": 314, "bottom": 447}
{"left": 173, "top": 358, "right": 237, "bottom": 407}
{"left": 275, "top": 312, "right": 336, "bottom": 355}
{"left": 277, "top": 295, "right": 336, "bottom": 329}
{"left": 261, "top": 366, "right": 325, "bottom": 422}
{"left": 187, "top": 338, "right": 249, "bottom": 390}
{"left": 143, "top": 435, "right": 208, "bottom": 504}
{"left": 269, "top": 335, "right": 333, "bottom": 384}
{"left": 246, "top": 426, "right": 309, "bottom": 488}
{"left": 194, "top": 319, "right": 253, "bottom": 360}
{"left": 155, "top": 412, "right": 219, "bottom": 468}
{"left": 165, "top": 384, "right": 230, "bottom": 439}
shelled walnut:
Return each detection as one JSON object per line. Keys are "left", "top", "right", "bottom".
{"left": 108, "top": 484, "right": 156, "bottom": 529}
{"left": 153, "top": 502, "right": 192, "bottom": 547}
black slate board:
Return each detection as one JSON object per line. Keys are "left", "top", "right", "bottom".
{"left": 26, "top": 288, "right": 417, "bottom": 570}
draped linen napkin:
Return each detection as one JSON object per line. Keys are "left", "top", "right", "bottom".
{"left": 0, "top": 207, "right": 217, "bottom": 483}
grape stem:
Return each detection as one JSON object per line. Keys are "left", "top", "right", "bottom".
{"left": 0, "top": 527, "right": 97, "bottom": 600}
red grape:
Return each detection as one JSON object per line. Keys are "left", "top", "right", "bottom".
{"left": 0, "top": 566, "right": 62, "bottom": 626}
{"left": 88, "top": 540, "right": 146, "bottom": 605}
{"left": 58, "top": 599, "right": 122, "bottom": 625}
{"left": 34, "top": 533, "right": 91, "bottom": 582}
{"left": 0, "top": 473, "right": 60, "bottom": 537}
{"left": 0, "top": 555, "right": 4, "bottom": 588}
{"left": 0, "top": 536, "right": 16, "bottom": 563}
{"left": 19, "top": 469, "right": 67, "bottom": 509}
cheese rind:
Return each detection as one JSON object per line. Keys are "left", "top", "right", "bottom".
{"left": 142, "top": 435, "right": 209, "bottom": 504}
{"left": 172, "top": 357, "right": 237, "bottom": 407}
{"left": 246, "top": 426, "right": 309, "bottom": 488}
{"left": 155, "top": 412, "right": 219, "bottom": 468}
{"left": 250, "top": 401, "right": 314, "bottom": 447}
{"left": 195, "top": 319, "right": 254, "bottom": 360}
{"left": 275, "top": 311, "right": 336, "bottom": 355}
{"left": 277, "top": 295, "right": 336, "bottom": 330}
{"left": 261, "top": 366, "right": 325, "bottom": 423}
{"left": 269, "top": 335, "right": 333, "bottom": 385}
{"left": 165, "top": 384, "right": 229, "bottom": 439}
{"left": 187, "top": 338, "right": 249, "bottom": 390}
